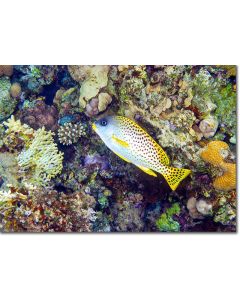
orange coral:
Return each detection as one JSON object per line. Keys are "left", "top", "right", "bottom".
{"left": 213, "top": 162, "right": 236, "bottom": 191}
{"left": 0, "top": 65, "right": 13, "bottom": 77}
{"left": 200, "top": 141, "right": 236, "bottom": 191}
{"left": 10, "top": 82, "right": 21, "bottom": 98}
{"left": 200, "top": 141, "right": 229, "bottom": 166}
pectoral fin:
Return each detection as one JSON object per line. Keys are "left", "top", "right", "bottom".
{"left": 112, "top": 134, "right": 129, "bottom": 148}
{"left": 137, "top": 165, "right": 157, "bottom": 177}
{"left": 112, "top": 151, "right": 131, "bottom": 163}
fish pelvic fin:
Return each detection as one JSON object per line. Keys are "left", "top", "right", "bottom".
{"left": 112, "top": 134, "right": 129, "bottom": 148}
{"left": 112, "top": 150, "right": 131, "bottom": 163}
{"left": 161, "top": 166, "right": 191, "bottom": 191}
{"left": 137, "top": 165, "right": 157, "bottom": 177}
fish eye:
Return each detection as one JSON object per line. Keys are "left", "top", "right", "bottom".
{"left": 100, "top": 119, "right": 108, "bottom": 126}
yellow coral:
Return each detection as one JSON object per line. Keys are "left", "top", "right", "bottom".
{"left": 18, "top": 127, "right": 64, "bottom": 186}
{"left": 200, "top": 141, "right": 229, "bottom": 166}
{"left": 10, "top": 82, "right": 21, "bottom": 98}
{"left": 200, "top": 141, "right": 236, "bottom": 191}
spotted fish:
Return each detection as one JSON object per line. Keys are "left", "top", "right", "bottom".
{"left": 92, "top": 116, "right": 191, "bottom": 190}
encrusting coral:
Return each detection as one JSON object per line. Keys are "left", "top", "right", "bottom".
{"left": 20, "top": 101, "right": 59, "bottom": 131}
{"left": 58, "top": 122, "right": 86, "bottom": 145}
{"left": 200, "top": 141, "right": 236, "bottom": 191}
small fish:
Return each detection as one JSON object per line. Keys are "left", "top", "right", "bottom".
{"left": 92, "top": 116, "right": 191, "bottom": 190}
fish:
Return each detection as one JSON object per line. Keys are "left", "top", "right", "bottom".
{"left": 92, "top": 116, "right": 191, "bottom": 191}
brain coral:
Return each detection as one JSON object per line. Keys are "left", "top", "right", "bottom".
{"left": 200, "top": 141, "right": 236, "bottom": 191}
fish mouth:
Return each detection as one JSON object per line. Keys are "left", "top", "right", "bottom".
{"left": 92, "top": 123, "right": 97, "bottom": 131}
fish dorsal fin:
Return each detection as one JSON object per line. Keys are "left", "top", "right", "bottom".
{"left": 112, "top": 134, "right": 129, "bottom": 148}
{"left": 137, "top": 165, "right": 157, "bottom": 177}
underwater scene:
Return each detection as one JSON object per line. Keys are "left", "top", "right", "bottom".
{"left": 0, "top": 65, "right": 237, "bottom": 232}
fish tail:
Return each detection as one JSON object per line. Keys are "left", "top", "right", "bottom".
{"left": 161, "top": 166, "right": 191, "bottom": 191}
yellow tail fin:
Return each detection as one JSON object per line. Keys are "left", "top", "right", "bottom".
{"left": 162, "top": 166, "right": 191, "bottom": 191}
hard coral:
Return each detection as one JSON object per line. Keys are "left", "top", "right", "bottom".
{"left": 10, "top": 82, "right": 22, "bottom": 98}
{"left": 58, "top": 122, "right": 86, "bottom": 145}
{"left": 17, "top": 126, "right": 64, "bottom": 186}
{"left": 200, "top": 141, "right": 229, "bottom": 166}
{"left": 213, "top": 163, "right": 236, "bottom": 191}
{"left": 200, "top": 141, "right": 236, "bottom": 191}
{"left": 20, "top": 101, "right": 59, "bottom": 131}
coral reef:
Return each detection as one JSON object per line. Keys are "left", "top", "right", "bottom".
{"left": 0, "top": 65, "right": 237, "bottom": 232}
{"left": 0, "top": 187, "right": 96, "bottom": 232}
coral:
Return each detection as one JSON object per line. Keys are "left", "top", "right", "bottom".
{"left": 85, "top": 97, "right": 100, "bottom": 117}
{"left": 213, "top": 163, "right": 236, "bottom": 191}
{"left": 98, "top": 92, "right": 112, "bottom": 112}
{"left": 17, "top": 127, "right": 64, "bottom": 186}
{"left": 10, "top": 82, "right": 22, "bottom": 98}
{"left": 0, "top": 187, "right": 96, "bottom": 232}
{"left": 195, "top": 199, "right": 212, "bottom": 216}
{"left": 20, "top": 101, "right": 59, "bottom": 131}
{"left": 199, "top": 115, "right": 218, "bottom": 138}
{"left": 156, "top": 203, "right": 181, "bottom": 232}
{"left": 200, "top": 141, "right": 229, "bottom": 166}
{"left": 68, "top": 65, "right": 112, "bottom": 116}
{"left": 213, "top": 195, "right": 236, "bottom": 226}
{"left": 0, "top": 152, "right": 19, "bottom": 190}
{"left": 112, "top": 195, "right": 145, "bottom": 232}
{"left": 2, "top": 115, "right": 34, "bottom": 152}
{"left": 200, "top": 141, "right": 236, "bottom": 191}
{"left": 58, "top": 122, "right": 86, "bottom": 145}
{"left": 0, "top": 77, "right": 18, "bottom": 121}
{"left": 53, "top": 87, "right": 80, "bottom": 116}
{"left": 15, "top": 65, "right": 58, "bottom": 93}
{"left": 84, "top": 153, "right": 109, "bottom": 171}
{"left": 0, "top": 65, "right": 13, "bottom": 77}
{"left": 187, "top": 197, "right": 203, "bottom": 219}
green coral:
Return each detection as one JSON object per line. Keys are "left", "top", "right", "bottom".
{"left": 212, "top": 83, "right": 236, "bottom": 138}
{"left": 0, "top": 77, "right": 17, "bottom": 121}
{"left": 156, "top": 203, "right": 181, "bottom": 232}
{"left": 17, "top": 127, "right": 64, "bottom": 186}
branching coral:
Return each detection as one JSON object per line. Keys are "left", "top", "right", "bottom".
{"left": 58, "top": 122, "right": 86, "bottom": 145}
{"left": 17, "top": 127, "right": 64, "bottom": 186}
{"left": 200, "top": 141, "right": 236, "bottom": 191}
